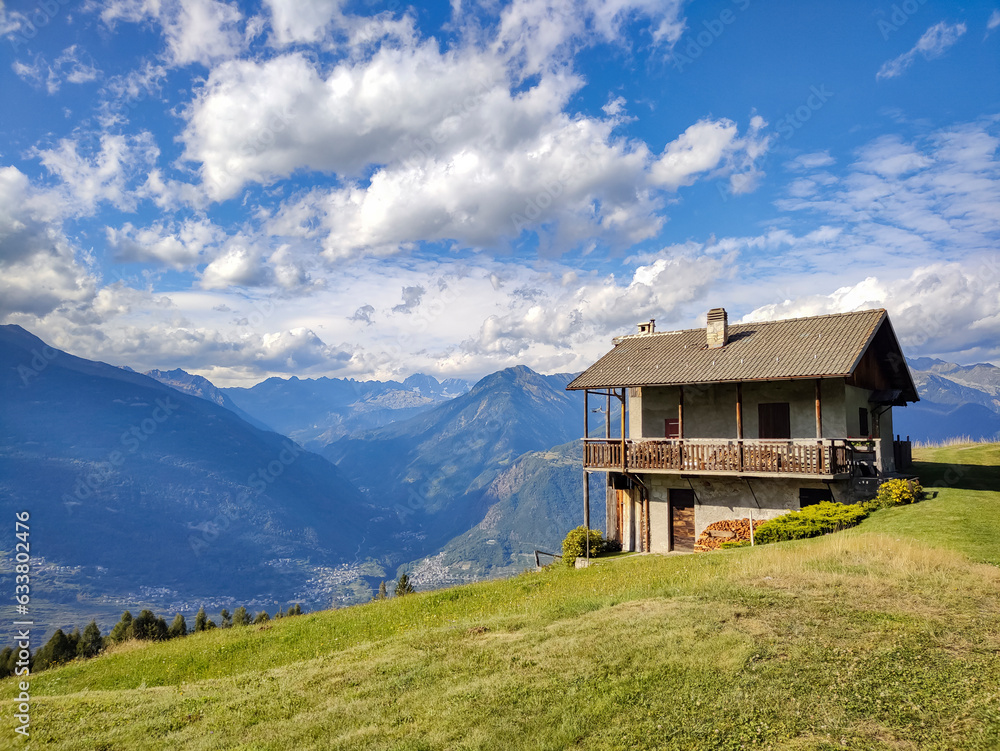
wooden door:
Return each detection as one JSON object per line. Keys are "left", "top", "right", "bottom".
{"left": 758, "top": 403, "right": 791, "bottom": 439}
{"left": 670, "top": 489, "right": 695, "bottom": 552}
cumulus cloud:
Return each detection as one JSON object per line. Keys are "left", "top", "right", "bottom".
{"left": 0, "top": 166, "right": 96, "bottom": 318}
{"left": 263, "top": 0, "right": 343, "bottom": 45}
{"left": 877, "top": 21, "right": 966, "bottom": 80}
{"left": 463, "top": 251, "right": 731, "bottom": 358}
{"left": 742, "top": 261, "right": 1000, "bottom": 362}
{"left": 106, "top": 218, "right": 223, "bottom": 269}
{"left": 176, "top": 2, "right": 767, "bottom": 259}
{"left": 200, "top": 240, "right": 272, "bottom": 289}
{"left": 100, "top": 0, "right": 244, "bottom": 67}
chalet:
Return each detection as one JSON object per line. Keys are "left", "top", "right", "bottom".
{"left": 566, "top": 308, "right": 919, "bottom": 554}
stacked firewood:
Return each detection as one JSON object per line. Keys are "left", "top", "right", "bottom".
{"left": 694, "top": 518, "right": 766, "bottom": 552}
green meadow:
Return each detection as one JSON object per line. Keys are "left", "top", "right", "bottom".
{"left": 3, "top": 444, "right": 999, "bottom": 750}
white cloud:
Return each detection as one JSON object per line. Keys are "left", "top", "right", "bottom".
{"left": 200, "top": 240, "right": 272, "bottom": 289}
{"left": 32, "top": 132, "right": 160, "bottom": 216}
{"left": 100, "top": 0, "right": 243, "bottom": 67}
{"left": 0, "top": 166, "right": 96, "bottom": 318}
{"left": 12, "top": 45, "right": 101, "bottom": 94}
{"left": 742, "top": 261, "right": 1000, "bottom": 362}
{"left": 106, "top": 218, "right": 223, "bottom": 269}
{"left": 263, "top": 0, "right": 343, "bottom": 45}
{"left": 184, "top": 45, "right": 767, "bottom": 259}
{"left": 494, "top": 0, "right": 685, "bottom": 76}
{"left": 877, "top": 21, "right": 966, "bottom": 80}
{"left": 776, "top": 121, "right": 1000, "bottom": 261}
{"left": 651, "top": 115, "right": 770, "bottom": 193}
{"left": 988, "top": 9, "right": 1000, "bottom": 31}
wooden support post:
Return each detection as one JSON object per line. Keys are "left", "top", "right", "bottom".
{"left": 815, "top": 379, "right": 823, "bottom": 439}
{"left": 584, "top": 389, "right": 589, "bottom": 439}
{"left": 815, "top": 379, "right": 824, "bottom": 473}
{"left": 583, "top": 470, "right": 590, "bottom": 561}
{"left": 736, "top": 383, "right": 744, "bottom": 439}
{"left": 736, "top": 383, "right": 743, "bottom": 472}
{"left": 643, "top": 488, "right": 650, "bottom": 552}
{"left": 620, "top": 388, "right": 626, "bottom": 473}
{"left": 606, "top": 392, "right": 611, "bottom": 439}
{"left": 678, "top": 385, "right": 684, "bottom": 438}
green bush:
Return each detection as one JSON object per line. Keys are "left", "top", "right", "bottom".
{"left": 864, "top": 478, "right": 923, "bottom": 512}
{"left": 754, "top": 502, "right": 869, "bottom": 545}
{"left": 561, "top": 526, "right": 606, "bottom": 566}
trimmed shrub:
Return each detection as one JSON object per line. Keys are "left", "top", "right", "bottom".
{"left": 864, "top": 478, "right": 923, "bottom": 512}
{"left": 754, "top": 502, "right": 868, "bottom": 545}
{"left": 718, "top": 539, "right": 750, "bottom": 549}
{"left": 561, "top": 526, "right": 606, "bottom": 566}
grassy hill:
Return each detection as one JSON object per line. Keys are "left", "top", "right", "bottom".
{"left": 4, "top": 445, "right": 1000, "bottom": 750}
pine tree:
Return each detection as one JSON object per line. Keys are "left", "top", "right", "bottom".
{"left": 36, "top": 629, "right": 74, "bottom": 670}
{"left": 233, "top": 606, "right": 251, "bottom": 626}
{"left": 77, "top": 620, "right": 103, "bottom": 658}
{"left": 253, "top": 610, "right": 270, "bottom": 625}
{"left": 195, "top": 607, "right": 208, "bottom": 632}
{"left": 374, "top": 581, "right": 388, "bottom": 600}
{"left": 220, "top": 609, "right": 232, "bottom": 628}
{"left": 129, "top": 610, "right": 159, "bottom": 640}
{"left": 67, "top": 627, "right": 81, "bottom": 655}
{"left": 168, "top": 614, "right": 187, "bottom": 639}
{"left": 290, "top": 603, "right": 302, "bottom": 616}
{"left": 108, "top": 611, "right": 133, "bottom": 643}
{"left": 274, "top": 606, "right": 285, "bottom": 619}
{"left": 0, "top": 647, "right": 12, "bottom": 678}
{"left": 394, "top": 573, "right": 415, "bottom": 597}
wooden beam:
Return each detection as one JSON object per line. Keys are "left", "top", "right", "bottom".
{"left": 815, "top": 379, "right": 823, "bottom": 439}
{"left": 606, "top": 392, "right": 611, "bottom": 439}
{"left": 736, "top": 382, "right": 743, "bottom": 440}
{"left": 620, "top": 388, "right": 627, "bottom": 472}
{"left": 678, "top": 385, "right": 684, "bottom": 439}
{"left": 583, "top": 470, "right": 590, "bottom": 560}
{"left": 643, "top": 487, "right": 650, "bottom": 552}
{"left": 584, "top": 389, "right": 589, "bottom": 439}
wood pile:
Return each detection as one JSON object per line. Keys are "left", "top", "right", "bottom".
{"left": 695, "top": 518, "right": 766, "bottom": 552}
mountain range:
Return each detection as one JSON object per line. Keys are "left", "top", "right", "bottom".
{"left": 0, "top": 325, "right": 386, "bottom": 636}
{"left": 4, "top": 324, "right": 999, "bottom": 640}
{"left": 894, "top": 358, "right": 1000, "bottom": 444}
{"left": 220, "top": 373, "right": 469, "bottom": 448}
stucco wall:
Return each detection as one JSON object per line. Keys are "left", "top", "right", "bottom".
{"left": 644, "top": 473, "right": 853, "bottom": 545}
{"left": 635, "top": 378, "right": 847, "bottom": 440}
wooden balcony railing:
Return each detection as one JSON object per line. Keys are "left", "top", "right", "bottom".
{"left": 583, "top": 438, "right": 872, "bottom": 476}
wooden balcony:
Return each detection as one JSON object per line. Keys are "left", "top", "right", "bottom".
{"left": 583, "top": 437, "right": 874, "bottom": 478}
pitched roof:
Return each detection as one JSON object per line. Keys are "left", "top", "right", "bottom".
{"left": 567, "top": 309, "right": 916, "bottom": 400}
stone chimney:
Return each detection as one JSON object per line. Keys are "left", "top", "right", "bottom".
{"left": 706, "top": 308, "right": 728, "bottom": 348}
{"left": 637, "top": 319, "right": 655, "bottom": 335}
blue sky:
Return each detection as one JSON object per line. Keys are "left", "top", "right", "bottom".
{"left": 1, "top": 0, "right": 998, "bottom": 385}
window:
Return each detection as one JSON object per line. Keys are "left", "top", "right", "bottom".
{"left": 858, "top": 407, "right": 870, "bottom": 437}
{"left": 664, "top": 418, "right": 680, "bottom": 438}
{"left": 799, "top": 488, "right": 833, "bottom": 507}
{"left": 758, "top": 403, "right": 791, "bottom": 439}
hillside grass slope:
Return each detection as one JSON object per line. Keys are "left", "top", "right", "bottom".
{"left": 4, "top": 445, "right": 1000, "bottom": 750}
